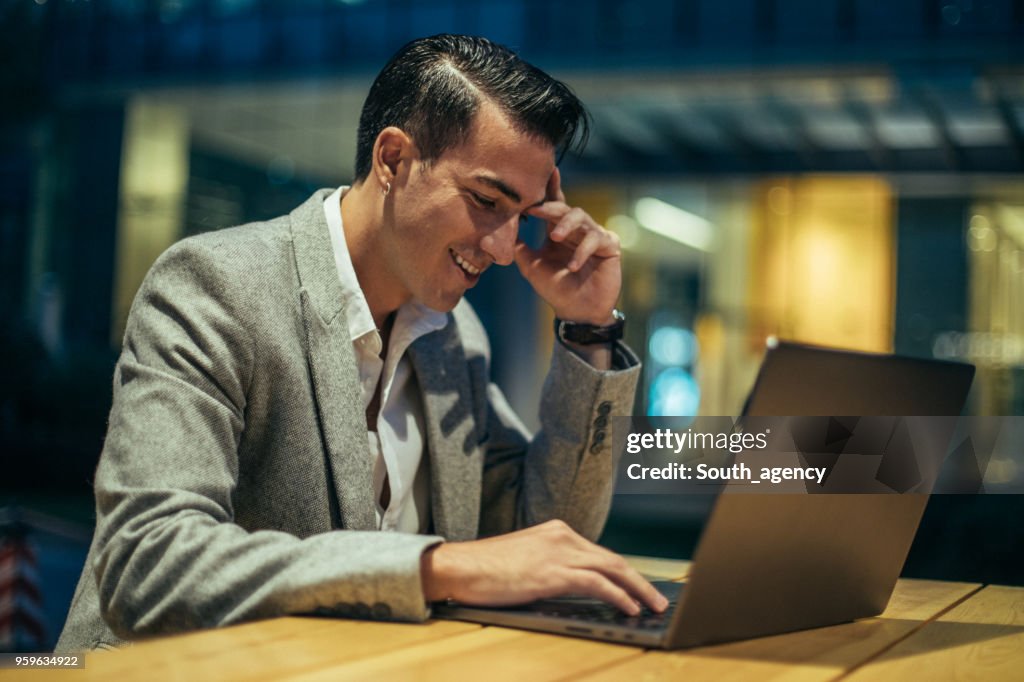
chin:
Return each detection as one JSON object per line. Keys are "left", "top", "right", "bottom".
{"left": 435, "top": 296, "right": 463, "bottom": 313}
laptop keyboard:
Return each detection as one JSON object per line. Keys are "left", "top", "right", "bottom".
{"left": 523, "top": 582, "right": 682, "bottom": 631}
{"left": 528, "top": 601, "right": 675, "bottom": 630}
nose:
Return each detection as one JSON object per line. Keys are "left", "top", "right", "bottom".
{"left": 479, "top": 215, "right": 518, "bottom": 266}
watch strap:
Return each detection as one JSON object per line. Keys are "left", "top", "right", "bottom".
{"left": 555, "top": 309, "right": 626, "bottom": 346}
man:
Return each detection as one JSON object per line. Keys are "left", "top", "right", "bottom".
{"left": 57, "top": 34, "right": 666, "bottom": 653}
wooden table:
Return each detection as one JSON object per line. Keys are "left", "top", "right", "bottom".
{"left": 8, "top": 557, "right": 1023, "bottom": 681}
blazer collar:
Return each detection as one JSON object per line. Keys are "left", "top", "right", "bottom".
{"left": 408, "top": 326, "right": 483, "bottom": 542}
{"left": 290, "top": 189, "right": 346, "bottom": 325}
{"left": 290, "top": 190, "right": 376, "bottom": 530}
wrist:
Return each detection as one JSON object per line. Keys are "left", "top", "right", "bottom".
{"left": 561, "top": 339, "right": 613, "bottom": 370}
{"left": 421, "top": 543, "right": 460, "bottom": 602}
{"left": 555, "top": 311, "right": 617, "bottom": 327}
{"left": 554, "top": 309, "right": 625, "bottom": 347}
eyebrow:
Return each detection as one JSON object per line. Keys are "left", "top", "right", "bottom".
{"left": 475, "top": 175, "right": 546, "bottom": 208}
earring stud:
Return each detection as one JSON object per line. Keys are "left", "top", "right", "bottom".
{"left": 382, "top": 181, "right": 391, "bottom": 197}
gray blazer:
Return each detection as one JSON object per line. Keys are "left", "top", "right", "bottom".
{"left": 56, "top": 189, "right": 640, "bottom": 653}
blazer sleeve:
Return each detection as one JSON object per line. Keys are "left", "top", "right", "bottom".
{"left": 459, "top": 306, "right": 642, "bottom": 541}
{"left": 90, "top": 237, "right": 442, "bottom": 642}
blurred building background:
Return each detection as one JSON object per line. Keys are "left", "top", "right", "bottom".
{"left": 1, "top": 0, "right": 1022, "bottom": 649}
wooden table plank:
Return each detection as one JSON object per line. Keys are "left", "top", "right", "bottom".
{"left": 6, "top": 556, "right": 1000, "bottom": 682}
{"left": 280, "top": 626, "right": 644, "bottom": 682}
{"left": 842, "top": 585, "right": 1024, "bottom": 682}
{"left": 3, "top": 618, "right": 479, "bottom": 682}
{"left": 576, "top": 579, "right": 981, "bottom": 682}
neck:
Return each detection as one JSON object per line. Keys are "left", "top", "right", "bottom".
{"left": 340, "top": 181, "right": 408, "bottom": 328}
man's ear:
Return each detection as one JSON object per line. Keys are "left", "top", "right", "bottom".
{"left": 372, "top": 127, "right": 415, "bottom": 188}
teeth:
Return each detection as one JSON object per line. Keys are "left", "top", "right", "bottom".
{"left": 451, "top": 250, "right": 481, "bottom": 276}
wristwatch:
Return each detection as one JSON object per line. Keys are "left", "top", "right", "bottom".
{"left": 554, "top": 309, "right": 626, "bottom": 345}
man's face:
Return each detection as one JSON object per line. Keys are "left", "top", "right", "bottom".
{"left": 381, "top": 100, "right": 556, "bottom": 312}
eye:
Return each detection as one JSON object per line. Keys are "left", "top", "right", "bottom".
{"left": 470, "top": 192, "right": 497, "bottom": 210}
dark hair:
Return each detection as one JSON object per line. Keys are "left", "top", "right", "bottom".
{"left": 354, "top": 34, "right": 589, "bottom": 181}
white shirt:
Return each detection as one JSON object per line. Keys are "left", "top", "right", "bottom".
{"left": 323, "top": 187, "right": 448, "bottom": 533}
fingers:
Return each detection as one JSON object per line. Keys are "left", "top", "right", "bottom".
{"left": 572, "top": 546, "right": 670, "bottom": 614}
{"left": 524, "top": 168, "right": 620, "bottom": 274}
{"left": 568, "top": 229, "right": 607, "bottom": 272}
{"left": 524, "top": 204, "right": 620, "bottom": 272}
{"left": 608, "top": 563, "right": 671, "bottom": 613}
{"left": 549, "top": 207, "right": 588, "bottom": 242}
{"left": 562, "top": 224, "right": 620, "bottom": 273}
{"left": 526, "top": 201, "right": 571, "bottom": 226}
{"left": 569, "top": 569, "right": 641, "bottom": 615}
{"left": 536, "top": 521, "right": 669, "bottom": 614}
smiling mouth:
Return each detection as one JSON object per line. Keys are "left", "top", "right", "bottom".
{"left": 449, "top": 248, "right": 483, "bottom": 278}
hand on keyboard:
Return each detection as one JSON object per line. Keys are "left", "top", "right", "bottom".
{"left": 421, "top": 519, "right": 670, "bottom": 616}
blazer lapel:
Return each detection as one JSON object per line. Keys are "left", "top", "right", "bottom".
{"left": 290, "top": 191, "right": 376, "bottom": 531}
{"left": 409, "top": 326, "right": 483, "bottom": 541}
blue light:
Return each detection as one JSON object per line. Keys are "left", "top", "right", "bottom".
{"left": 648, "top": 326, "right": 697, "bottom": 366}
{"left": 648, "top": 368, "right": 700, "bottom": 416}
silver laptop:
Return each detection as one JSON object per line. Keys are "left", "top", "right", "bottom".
{"left": 434, "top": 340, "right": 975, "bottom": 649}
